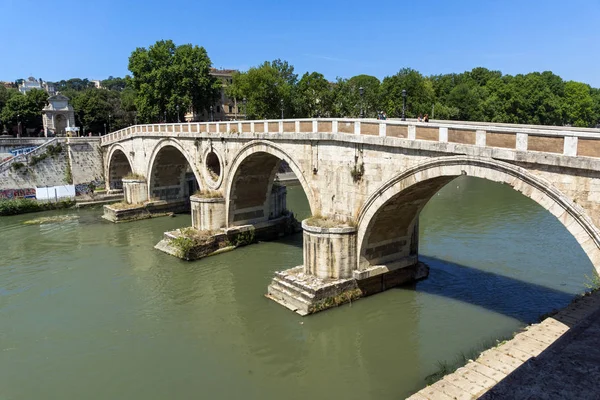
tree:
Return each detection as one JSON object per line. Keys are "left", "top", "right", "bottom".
{"left": 380, "top": 68, "right": 434, "bottom": 118}
{"left": 101, "top": 76, "right": 128, "bottom": 91}
{"left": 0, "top": 89, "right": 48, "bottom": 135}
{"left": 226, "top": 59, "right": 296, "bottom": 119}
{"left": 562, "top": 81, "right": 595, "bottom": 127}
{"left": 293, "top": 72, "right": 333, "bottom": 117}
{"left": 128, "top": 40, "right": 220, "bottom": 123}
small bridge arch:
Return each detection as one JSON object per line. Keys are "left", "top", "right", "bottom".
{"left": 106, "top": 145, "right": 133, "bottom": 190}
{"left": 356, "top": 155, "right": 600, "bottom": 276}
{"left": 146, "top": 138, "right": 202, "bottom": 202}
{"left": 225, "top": 140, "right": 316, "bottom": 227}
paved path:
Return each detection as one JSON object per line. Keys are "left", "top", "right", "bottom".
{"left": 407, "top": 290, "right": 600, "bottom": 399}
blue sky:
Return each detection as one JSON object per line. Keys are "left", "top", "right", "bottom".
{"left": 1, "top": 0, "right": 599, "bottom": 87}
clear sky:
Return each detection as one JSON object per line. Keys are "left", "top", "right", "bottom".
{"left": 1, "top": 0, "right": 599, "bottom": 87}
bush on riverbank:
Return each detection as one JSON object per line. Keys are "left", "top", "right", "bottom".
{"left": 0, "top": 198, "right": 75, "bottom": 216}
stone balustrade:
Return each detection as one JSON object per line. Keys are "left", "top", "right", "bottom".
{"left": 101, "top": 118, "right": 600, "bottom": 159}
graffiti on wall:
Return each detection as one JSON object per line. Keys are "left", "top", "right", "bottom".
{"left": 75, "top": 179, "right": 105, "bottom": 196}
{"left": 0, "top": 188, "right": 36, "bottom": 199}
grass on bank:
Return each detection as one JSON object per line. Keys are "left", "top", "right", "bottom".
{"left": 0, "top": 198, "right": 75, "bottom": 216}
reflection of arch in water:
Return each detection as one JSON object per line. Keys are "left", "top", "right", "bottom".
{"left": 357, "top": 156, "right": 600, "bottom": 275}
{"left": 225, "top": 140, "right": 315, "bottom": 227}
{"left": 146, "top": 139, "right": 201, "bottom": 202}
{"left": 106, "top": 146, "right": 133, "bottom": 190}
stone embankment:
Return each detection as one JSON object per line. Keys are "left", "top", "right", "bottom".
{"left": 0, "top": 138, "right": 104, "bottom": 199}
{"left": 407, "top": 290, "right": 600, "bottom": 399}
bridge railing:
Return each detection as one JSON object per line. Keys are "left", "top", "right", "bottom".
{"left": 100, "top": 118, "right": 600, "bottom": 159}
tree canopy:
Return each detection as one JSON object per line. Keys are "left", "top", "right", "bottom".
{"left": 2, "top": 41, "right": 600, "bottom": 137}
{"left": 128, "top": 40, "right": 219, "bottom": 123}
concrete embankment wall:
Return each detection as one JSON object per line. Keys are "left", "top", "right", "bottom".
{"left": 0, "top": 138, "right": 104, "bottom": 199}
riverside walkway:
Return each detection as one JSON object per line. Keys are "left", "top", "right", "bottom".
{"left": 408, "top": 290, "right": 600, "bottom": 399}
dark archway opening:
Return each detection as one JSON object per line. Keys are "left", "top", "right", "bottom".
{"left": 206, "top": 151, "right": 221, "bottom": 182}
{"left": 228, "top": 152, "right": 310, "bottom": 228}
{"left": 108, "top": 149, "right": 133, "bottom": 190}
{"left": 149, "top": 146, "right": 199, "bottom": 204}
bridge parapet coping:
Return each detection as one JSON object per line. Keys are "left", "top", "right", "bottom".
{"left": 101, "top": 119, "right": 600, "bottom": 160}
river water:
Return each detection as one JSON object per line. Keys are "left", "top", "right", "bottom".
{"left": 0, "top": 177, "right": 594, "bottom": 399}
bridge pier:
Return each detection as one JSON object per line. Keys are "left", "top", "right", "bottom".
{"left": 190, "top": 195, "right": 226, "bottom": 231}
{"left": 266, "top": 219, "right": 429, "bottom": 316}
{"left": 123, "top": 178, "right": 148, "bottom": 204}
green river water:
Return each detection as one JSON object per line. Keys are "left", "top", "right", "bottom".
{"left": 0, "top": 177, "right": 594, "bottom": 399}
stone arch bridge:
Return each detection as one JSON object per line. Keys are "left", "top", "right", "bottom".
{"left": 102, "top": 118, "right": 600, "bottom": 315}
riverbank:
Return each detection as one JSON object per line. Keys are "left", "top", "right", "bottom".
{"left": 408, "top": 288, "right": 600, "bottom": 399}
{"left": 0, "top": 198, "right": 75, "bottom": 216}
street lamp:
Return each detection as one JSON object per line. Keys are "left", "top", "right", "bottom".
{"left": 104, "top": 122, "right": 107, "bottom": 136}
{"left": 134, "top": 111, "right": 138, "bottom": 125}
{"left": 359, "top": 87, "right": 364, "bottom": 118}
{"left": 280, "top": 99, "right": 284, "bottom": 119}
{"left": 176, "top": 105, "right": 180, "bottom": 123}
{"left": 401, "top": 89, "right": 407, "bottom": 121}
{"left": 108, "top": 113, "right": 112, "bottom": 132}
{"left": 210, "top": 106, "right": 213, "bottom": 122}
{"left": 163, "top": 110, "right": 167, "bottom": 123}
{"left": 17, "top": 113, "right": 21, "bottom": 138}
{"left": 243, "top": 98, "right": 247, "bottom": 119}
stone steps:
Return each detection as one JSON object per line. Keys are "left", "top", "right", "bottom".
{"left": 266, "top": 278, "right": 314, "bottom": 316}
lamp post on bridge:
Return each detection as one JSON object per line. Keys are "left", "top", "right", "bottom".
{"left": 243, "top": 98, "right": 247, "bottom": 120}
{"left": 176, "top": 104, "right": 180, "bottom": 123}
{"left": 17, "top": 113, "right": 21, "bottom": 138}
{"left": 359, "top": 87, "right": 364, "bottom": 118}
{"left": 401, "top": 89, "right": 407, "bottom": 121}
{"left": 108, "top": 113, "right": 112, "bottom": 132}
{"left": 280, "top": 98, "right": 284, "bottom": 119}
{"left": 210, "top": 106, "right": 213, "bottom": 122}
{"left": 163, "top": 110, "right": 167, "bottom": 124}
{"left": 103, "top": 122, "right": 107, "bottom": 136}
{"left": 134, "top": 111, "right": 137, "bottom": 126}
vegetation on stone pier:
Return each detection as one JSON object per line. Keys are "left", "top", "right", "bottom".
{"left": 123, "top": 173, "right": 146, "bottom": 180}
{"left": 0, "top": 198, "right": 75, "bottom": 216}
{"left": 307, "top": 288, "right": 363, "bottom": 314}
{"left": 193, "top": 189, "right": 222, "bottom": 198}
{"left": 305, "top": 214, "right": 356, "bottom": 229}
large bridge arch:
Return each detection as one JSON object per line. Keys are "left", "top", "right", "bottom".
{"left": 146, "top": 139, "right": 202, "bottom": 201}
{"left": 225, "top": 140, "right": 315, "bottom": 227}
{"left": 106, "top": 144, "right": 133, "bottom": 190}
{"left": 356, "top": 155, "right": 600, "bottom": 275}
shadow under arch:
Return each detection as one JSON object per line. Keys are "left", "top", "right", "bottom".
{"left": 356, "top": 155, "right": 600, "bottom": 275}
{"left": 146, "top": 138, "right": 203, "bottom": 201}
{"left": 225, "top": 140, "right": 315, "bottom": 227}
{"left": 106, "top": 145, "right": 133, "bottom": 190}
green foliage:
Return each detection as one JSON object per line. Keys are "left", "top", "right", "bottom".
{"left": 0, "top": 198, "right": 75, "bottom": 216}
{"left": 232, "top": 230, "right": 255, "bottom": 247}
{"left": 308, "top": 288, "right": 363, "bottom": 313}
{"left": 65, "top": 160, "right": 73, "bottom": 184}
{"left": 170, "top": 236, "right": 195, "bottom": 258}
{"left": 584, "top": 272, "right": 600, "bottom": 290}
{"left": 226, "top": 59, "right": 297, "bottom": 119}
{"left": 128, "top": 40, "right": 219, "bottom": 123}
{"left": 123, "top": 172, "right": 145, "bottom": 180}
{"left": 0, "top": 89, "right": 48, "bottom": 134}
{"left": 11, "top": 161, "right": 25, "bottom": 171}
{"left": 29, "top": 152, "right": 48, "bottom": 166}
{"left": 350, "top": 162, "right": 365, "bottom": 182}
{"left": 293, "top": 72, "right": 334, "bottom": 117}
